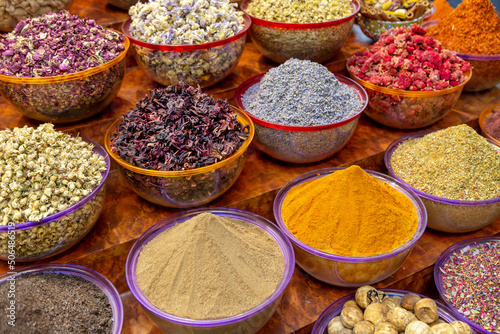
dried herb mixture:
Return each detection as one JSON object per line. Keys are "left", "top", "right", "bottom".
{"left": 111, "top": 82, "right": 249, "bottom": 171}
{"left": 391, "top": 125, "right": 500, "bottom": 201}
{"left": 0, "top": 11, "right": 125, "bottom": 77}
{"left": 348, "top": 25, "right": 471, "bottom": 91}
{"left": 426, "top": 0, "right": 500, "bottom": 55}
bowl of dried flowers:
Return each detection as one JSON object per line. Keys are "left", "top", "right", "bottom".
{"left": 105, "top": 83, "right": 254, "bottom": 208}
{"left": 0, "top": 11, "right": 129, "bottom": 123}
{"left": 241, "top": 0, "right": 360, "bottom": 63}
{"left": 347, "top": 25, "right": 471, "bottom": 129}
{"left": 123, "top": 0, "right": 250, "bottom": 88}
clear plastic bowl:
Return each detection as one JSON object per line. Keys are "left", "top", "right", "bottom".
{"left": 423, "top": 20, "right": 500, "bottom": 92}
{"left": 241, "top": 0, "right": 359, "bottom": 63}
{"left": 234, "top": 73, "right": 368, "bottom": 163}
{"left": 0, "top": 0, "right": 74, "bottom": 32}
{"left": 273, "top": 167, "right": 427, "bottom": 287}
{"left": 0, "top": 263, "right": 123, "bottom": 333}
{"left": 0, "top": 32, "right": 129, "bottom": 123}
{"left": 347, "top": 68, "right": 471, "bottom": 129}
{"left": 385, "top": 131, "right": 500, "bottom": 232}
{"left": 125, "top": 207, "right": 295, "bottom": 334}
{"left": 106, "top": 0, "right": 139, "bottom": 10}
{"left": 479, "top": 103, "right": 500, "bottom": 145}
{"left": 312, "top": 289, "right": 467, "bottom": 334}
{"left": 434, "top": 236, "right": 499, "bottom": 334}
{"left": 356, "top": 14, "right": 424, "bottom": 41}
{"left": 122, "top": 15, "right": 250, "bottom": 88}
{"left": 0, "top": 136, "right": 109, "bottom": 261}
{"left": 104, "top": 106, "right": 254, "bottom": 208}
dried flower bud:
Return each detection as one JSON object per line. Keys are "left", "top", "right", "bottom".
{"left": 341, "top": 306, "right": 364, "bottom": 329}
{"left": 431, "top": 323, "right": 457, "bottom": 334}
{"left": 328, "top": 316, "right": 347, "bottom": 334}
{"left": 449, "top": 321, "right": 472, "bottom": 334}
{"left": 401, "top": 293, "right": 422, "bottom": 312}
{"left": 373, "top": 321, "right": 398, "bottom": 334}
{"left": 386, "top": 307, "right": 415, "bottom": 332}
{"left": 406, "top": 320, "right": 432, "bottom": 334}
{"left": 353, "top": 320, "right": 375, "bottom": 334}
{"left": 364, "top": 303, "right": 386, "bottom": 326}
{"left": 414, "top": 298, "right": 439, "bottom": 324}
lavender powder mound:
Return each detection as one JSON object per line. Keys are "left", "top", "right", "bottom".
{"left": 242, "top": 58, "right": 361, "bottom": 126}
{"left": 0, "top": 10, "right": 125, "bottom": 77}
{"left": 111, "top": 82, "right": 250, "bottom": 171}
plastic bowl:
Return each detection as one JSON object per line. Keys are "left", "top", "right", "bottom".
{"left": 0, "top": 136, "right": 109, "bottom": 261}
{"left": 234, "top": 73, "right": 368, "bottom": 163}
{"left": 273, "top": 167, "right": 427, "bottom": 287}
{"left": 0, "top": 32, "right": 129, "bottom": 123}
{"left": 241, "top": 0, "right": 359, "bottom": 63}
{"left": 347, "top": 68, "right": 471, "bottom": 129}
{"left": 423, "top": 20, "right": 500, "bottom": 92}
{"left": 435, "top": 237, "right": 499, "bottom": 334}
{"left": 385, "top": 131, "right": 500, "bottom": 232}
{"left": 356, "top": 14, "right": 424, "bottom": 41}
{"left": 125, "top": 207, "right": 295, "bottom": 334}
{"left": 312, "top": 289, "right": 467, "bottom": 334}
{"left": 479, "top": 103, "right": 500, "bottom": 145}
{"left": 106, "top": 0, "right": 139, "bottom": 10}
{"left": 122, "top": 15, "right": 250, "bottom": 88}
{"left": 0, "top": 263, "right": 123, "bottom": 333}
{"left": 0, "top": 0, "right": 74, "bottom": 32}
{"left": 105, "top": 106, "right": 254, "bottom": 208}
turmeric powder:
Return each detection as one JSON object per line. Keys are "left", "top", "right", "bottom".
{"left": 281, "top": 166, "right": 418, "bottom": 257}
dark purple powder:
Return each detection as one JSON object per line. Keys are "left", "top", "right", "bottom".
{"left": 484, "top": 106, "right": 500, "bottom": 141}
{"left": 0, "top": 273, "right": 114, "bottom": 333}
{"left": 0, "top": 10, "right": 125, "bottom": 77}
{"left": 110, "top": 82, "right": 249, "bottom": 171}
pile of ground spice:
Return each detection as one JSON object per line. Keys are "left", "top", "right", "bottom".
{"left": 0, "top": 273, "right": 114, "bottom": 333}
{"left": 391, "top": 124, "right": 500, "bottom": 201}
{"left": 136, "top": 212, "right": 284, "bottom": 320}
{"left": 429, "top": 0, "right": 454, "bottom": 21}
{"left": 426, "top": 0, "right": 500, "bottom": 55}
{"left": 484, "top": 106, "right": 500, "bottom": 141}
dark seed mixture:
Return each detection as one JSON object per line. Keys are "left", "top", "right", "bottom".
{"left": 111, "top": 82, "right": 249, "bottom": 171}
{"left": 0, "top": 273, "right": 114, "bottom": 333}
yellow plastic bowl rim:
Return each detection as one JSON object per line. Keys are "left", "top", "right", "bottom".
{"left": 104, "top": 106, "right": 255, "bottom": 177}
{"left": 0, "top": 29, "right": 130, "bottom": 84}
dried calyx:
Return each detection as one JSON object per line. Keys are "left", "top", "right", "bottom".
{"left": 0, "top": 10, "right": 125, "bottom": 77}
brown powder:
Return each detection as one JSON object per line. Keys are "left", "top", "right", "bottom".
{"left": 135, "top": 212, "right": 285, "bottom": 320}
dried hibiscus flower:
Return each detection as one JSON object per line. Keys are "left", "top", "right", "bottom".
{"left": 348, "top": 25, "right": 471, "bottom": 91}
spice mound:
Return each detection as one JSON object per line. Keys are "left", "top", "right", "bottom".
{"left": 484, "top": 106, "right": 500, "bottom": 142}
{"left": 129, "top": 0, "right": 244, "bottom": 45}
{"left": 282, "top": 165, "right": 418, "bottom": 257}
{"left": 359, "top": 0, "right": 431, "bottom": 22}
{"left": 111, "top": 82, "right": 249, "bottom": 171}
{"left": 0, "top": 273, "right": 114, "bottom": 333}
{"left": 0, "top": 123, "right": 107, "bottom": 224}
{"left": 0, "top": 11, "right": 125, "bottom": 77}
{"left": 426, "top": 0, "right": 500, "bottom": 55}
{"left": 348, "top": 25, "right": 471, "bottom": 91}
{"left": 327, "top": 285, "right": 473, "bottom": 333}
{"left": 136, "top": 212, "right": 285, "bottom": 319}
{"left": 439, "top": 240, "right": 500, "bottom": 333}
{"left": 242, "top": 59, "right": 361, "bottom": 126}
{"left": 245, "top": 0, "right": 353, "bottom": 23}
{"left": 391, "top": 124, "right": 500, "bottom": 201}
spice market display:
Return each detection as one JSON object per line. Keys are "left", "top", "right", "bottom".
{"left": 0, "top": 0, "right": 500, "bottom": 333}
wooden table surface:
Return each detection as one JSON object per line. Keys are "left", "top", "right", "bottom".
{"left": 1, "top": 1, "right": 499, "bottom": 333}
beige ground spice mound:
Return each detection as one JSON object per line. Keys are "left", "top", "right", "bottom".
{"left": 136, "top": 212, "right": 285, "bottom": 320}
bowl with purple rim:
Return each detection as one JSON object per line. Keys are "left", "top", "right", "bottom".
{"left": 0, "top": 136, "right": 110, "bottom": 261}
{"left": 434, "top": 236, "right": 500, "bottom": 334}
{"left": 312, "top": 288, "right": 471, "bottom": 334}
{"left": 125, "top": 207, "right": 295, "bottom": 334}
{"left": 0, "top": 263, "right": 123, "bottom": 333}
{"left": 234, "top": 73, "right": 368, "bottom": 164}
{"left": 423, "top": 20, "right": 500, "bottom": 92}
{"left": 384, "top": 131, "right": 500, "bottom": 233}
{"left": 273, "top": 167, "right": 427, "bottom": 287}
